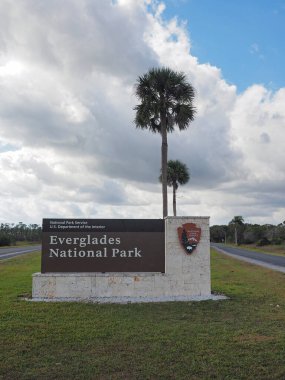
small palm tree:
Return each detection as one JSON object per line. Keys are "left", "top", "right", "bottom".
{"left": 134, "top": 67, "right": 195, "bottom": 217}
{"left": 160, "top": 160, "right": 190, "bottom": 216}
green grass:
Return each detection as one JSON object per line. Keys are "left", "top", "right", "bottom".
{"left": 1, "top": 251, "right": 285, "bottom": 379}
{"left": 233, "top": 243, "right": 285, "bottom": 257}
{"left": 0, "top": 241, "right": 40, "bottom": 249}
{"left": 223, "top": 243, "right": 285, "bottom": 257}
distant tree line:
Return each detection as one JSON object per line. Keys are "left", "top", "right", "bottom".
{"left": 210, "top": 216, "right": 285, "bottom": 246}
{"left": 0, "top": 222, "right": 42, "bottom": 246}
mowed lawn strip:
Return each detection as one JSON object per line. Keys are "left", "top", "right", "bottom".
{"left": 0, "top": 250, "right": 284, "bottom": 380}
{"left": 223, "top": 243, "right": 285, "bottom": 257}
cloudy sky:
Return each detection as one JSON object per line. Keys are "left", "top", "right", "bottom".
{"left": 0, "top": 0, "right": 284, "bottom": 226}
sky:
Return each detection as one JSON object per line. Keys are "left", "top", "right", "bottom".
{"left": 163, "top": 0, "right": 285, "bottom": 92}
{"left": 0, "top": 0, "right": 284, "bottom": 226}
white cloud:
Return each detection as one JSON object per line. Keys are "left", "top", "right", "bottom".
{"left": 0, "top": 0, "right": 284, "bottom": 226}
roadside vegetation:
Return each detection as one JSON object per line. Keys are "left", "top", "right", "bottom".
{"left": 1, "top": 250, "right": 285, "bottom": 379}
{"left": 211, "top": 216, "right": 285, "bottom": 248}
{"left": 0, "top": 222, "right": 41, "bottom": 247}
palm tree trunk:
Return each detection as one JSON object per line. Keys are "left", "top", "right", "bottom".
{"left": 173, "top": 184, "right": 176, "bottom": 216}
{"left": 161, "top": 113, "right": 168, "bottom": 218}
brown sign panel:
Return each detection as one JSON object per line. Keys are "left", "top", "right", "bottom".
{"left": 41, "top": 219, "right": 165, "bottom": 273}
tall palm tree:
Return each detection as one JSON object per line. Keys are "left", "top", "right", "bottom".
{"left": 160, "top": 160, "right": 190, "bottom": 216}
{"left": 229, "top": 216, "right": 244, "bottom": 245}
{"left": 134, "top": 67, "right": 195, "bottom": 218}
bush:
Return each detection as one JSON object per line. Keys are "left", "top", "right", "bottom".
{"left": 0, "top": 235, "right": 11, "bottom": 246}
{"left": 271, "top": 238, "right": 283, "bottom": 245}
{"left": 256, "top": 237, "right": 271, "bottom": 246}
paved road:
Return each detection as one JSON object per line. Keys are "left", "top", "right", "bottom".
{"left": 0, "top": 245, "right": 41, "bottom": 260}
{"left": 211, "top": 243, "right": 285, "bottom": 272}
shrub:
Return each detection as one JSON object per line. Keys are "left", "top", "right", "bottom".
{"left": 271, "top": 238, "right": 283, "bottom": 245}
{"left": 256, "top": 237, "right": 271, "bottom": 246}
{"left": 0, "top": 235, "right": 11, "bottom": 246}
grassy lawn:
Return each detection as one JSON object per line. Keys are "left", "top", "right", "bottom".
{"left": 1, "top": 250, "right": 285, "bottom": 379}
{"left": 233, "top": 244, "right": 285, "bottom": 257}
{"left": 0, "top": 241, "right": 41, "bottom": 250}
{"left": 241, "top": 244, "right": 285, "bottom": 256}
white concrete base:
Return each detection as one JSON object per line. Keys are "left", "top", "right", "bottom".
{"left": 30, "top": 294, "right": 227, "bottom": 304}
{"left": 33, "top": 217, "right": 212, "bottom": 302}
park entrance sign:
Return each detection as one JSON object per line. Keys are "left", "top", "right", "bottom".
{"left": 42, "top": 219, "right": 165, "bottom": 273}
{"left": 33, "top": 217, "right": 212, "bottom": 303}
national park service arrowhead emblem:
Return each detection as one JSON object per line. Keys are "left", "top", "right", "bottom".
{"left": 177, "top": 223, "right": 201, "bottom": 255}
